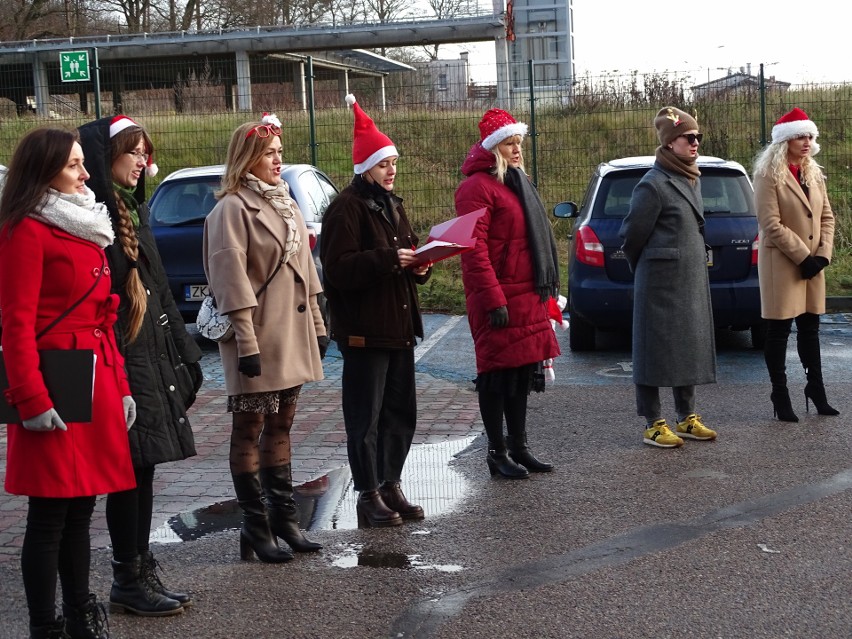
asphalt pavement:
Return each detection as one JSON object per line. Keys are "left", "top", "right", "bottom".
{"left": 1, "top": 313, "right": 851, "bottom": 638}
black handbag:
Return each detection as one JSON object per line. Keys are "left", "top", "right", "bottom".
{"left": 0, "top": 258, "right": 104, "bottom": 423}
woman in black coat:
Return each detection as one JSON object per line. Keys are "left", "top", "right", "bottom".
{"left": 78, "top": 116, "right": 203, "bottom": 617}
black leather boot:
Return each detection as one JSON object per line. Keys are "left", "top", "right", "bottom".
{"left": 29, "top": 618, "right": 68, "bottom": 639}
{"left": 356, "top": 490, "right": 402, "bottom": 528}
{"left": 231, "top": 472, "right": 293, "bottom": 563}
{"left": 486, "top": 440, "right": 529, "bottom": 479}
{"left": 63, "top": 594, "right": 109, "bottom": 639}
{"left": 765, "top": 321, "right": 798, "bottom": 422}
{"left": 379, "top": 481, "right": 424, "bottom": 520}
{"left": 507, "top": 432, "right": 553, "bottom": 472}
{"left": 260, "top": 465, "right": 322, "bottom": 552}
{"left": 797, "top": 317, "right": 839, "bottom": 416}
{"left": 109, "top": 556, "right": 182, "bottom": 616}
{"left": 140, "top": 551, "right": 192, "bottom": 608}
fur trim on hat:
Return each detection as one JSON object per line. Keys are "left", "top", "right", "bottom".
{"left": 771, "top": 108, "right": 820, "bottom": 154}
{"left": 481, "top": 122, "right": 528, "bottom": 152}
{"left": 346, "top": 93, "right": 399, "bottom": 174}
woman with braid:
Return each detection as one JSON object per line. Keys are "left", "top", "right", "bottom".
{"left": 78, "top": 116, "right": 203, "bottom": 616}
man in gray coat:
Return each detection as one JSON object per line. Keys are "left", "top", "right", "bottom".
{"left": 619, "top": 106, "right": 718, "bottom": 448}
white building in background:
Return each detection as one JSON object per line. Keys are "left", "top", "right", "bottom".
{"left": 416, "top": 52, "right": 471, "bottom": 106}
{"left": 501, "top": 0, "right": 576, "bottom": 104}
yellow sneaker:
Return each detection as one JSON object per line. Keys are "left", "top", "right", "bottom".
{"left": 676, "top": 414, "right": 717, "bottom": 441}
{"left": 643, "top": 420, "right": 684, "bottom": 448}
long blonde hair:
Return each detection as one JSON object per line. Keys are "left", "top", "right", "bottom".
{"left": 753, "top": 140, "right": 824, "bottom": 187}
{"left": 217, "top": 122, "right": 279, "bottom": 197}
{"left": 111, "top": 126, "right": 153, "bottom": 343}
{"left": 489, "top": 134, "right": 526, "bottom": 184}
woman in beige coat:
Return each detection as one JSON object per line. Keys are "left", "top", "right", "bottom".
{"left": 203, "top": 114, "right": 327, "bottom": 563}
{"left": 754, "top": 108, "right": 836, "bottom": 423}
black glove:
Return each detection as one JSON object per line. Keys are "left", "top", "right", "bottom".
{"left": 489, "top": 305, "right": 509, "bottom": 328}
{"left": 238, "top": 354, "right": 261, "bottom": 378}
{"left": 317, "top": 335, "right": 330, "bottom": 360}
{"left": 799, "top": 256, "right": 828, "bottom": 280}
{"left": 188, "top": 361, "right": 204, "bottom": 393}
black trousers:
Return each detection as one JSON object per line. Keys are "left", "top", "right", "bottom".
{"left": 339, "top": 343, "right": 417, "bottom": 492}
{"left": 22, "top": 495, "right": 96, "bottom": 626}
{"left": 105, "top": 465, "right": 156, "bottom": 562}
{"left": 635, "top": 384, "right": 695, "bottom": 422}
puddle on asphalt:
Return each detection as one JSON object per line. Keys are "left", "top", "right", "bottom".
{"left": 330, "top": 544, "right": 463, "bottom": 571}
{"left": 152, "top": 436, "right": 476, "bottom": 544}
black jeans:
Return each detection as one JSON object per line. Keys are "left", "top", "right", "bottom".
{"left": 22, "top": 495, "right": 96, "bottom": 626}
{"left": 339, "top": 343, "right": 417, "bottom": 492}
{"left": 106, "top": 465, "right": 156, "bottom": 562}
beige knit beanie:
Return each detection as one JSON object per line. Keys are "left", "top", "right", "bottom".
{"left": 654, "top": 106, "right": 699, "bottom": 146}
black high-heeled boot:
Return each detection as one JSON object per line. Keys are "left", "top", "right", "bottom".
{"left": 507, "top": 432, "right": 553, "bottom": 472}
{"left": 770, "top": 386, "right": 799, "bottom": 422}
{"left": 797, "top": 314, "right": 839, "bottom": 416}
{"left": 231, "top": 472, "right": 293, "bottom": 563}
{"left": 765, "top": 321, "right": 798, "bottom": 422}
{"left": 260, "top": 465, "right": 322, "bottom": 552}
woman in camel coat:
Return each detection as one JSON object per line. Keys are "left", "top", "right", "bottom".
{"left": 204, "top": 114, "right": 326, "bottom": 564}
{"left": 754, "top": 107, "right": 836, "bottom": 422}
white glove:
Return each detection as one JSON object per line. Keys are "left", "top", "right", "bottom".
{"left": 22, "top": 408, "right": 68, "bottom": 432}
{"left": 122, "top": 396, "right": 136, "bottom": 431}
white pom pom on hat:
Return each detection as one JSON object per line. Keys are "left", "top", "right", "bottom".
{"left": 344, "top": 93, "right": 398, "bottom": 174}
{"left": 109, "top": 115, "right": 158, "bottom": 176}
{"left": 771, "top": 107, "right": 820, "bottom": 155}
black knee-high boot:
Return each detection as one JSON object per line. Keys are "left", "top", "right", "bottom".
{"left": 505, "top": 392, "right": 553, "bottom": 472}
{"left": 797, "top": 314, "right": 839, "bottom": 416}
{"left": 765, "top": 319, "right": 798, "bottom": 422}
{"left": 231, "top": 472, "right": 293, "bottom": 563}
{"left": 260, "top": 465, "right": 322, "bottom": 552}
{"left": 478, "top": 391, "right": 528, "bottom": 479}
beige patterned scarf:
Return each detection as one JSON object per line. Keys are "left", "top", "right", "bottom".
{"left": 243, "top": 172, "right": 302, "bottom": 264}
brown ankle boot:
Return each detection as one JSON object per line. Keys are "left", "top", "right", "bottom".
{"left": 356, "top": 490, "right": 402, "bottom": 528}
{"left": 379, "top": 481, "right": 424, "bottom": 520}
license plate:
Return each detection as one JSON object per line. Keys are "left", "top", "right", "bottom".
{"left": 185, "top": 284, "right": 209, "bottom": 301}
{"left": 706, "top": 248, "right": 713, "bottom": 267}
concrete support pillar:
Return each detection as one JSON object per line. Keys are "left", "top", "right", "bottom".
{"left": 337, "top": 70, "right": 350, "bottom": 101}
{"left": 33, "top": 59, "right": 50, "bottom": 118}
{"left": 494, "top": 36, "right": 511, "bottom": 108}
{"left": 293, "top": 61, "right": 306, "bottom": 110}
{"left": 235, "top": 50, "right": 252, "bottom": 112}
{"left": 378, "top": 76, "right": 386, "bottom": 111}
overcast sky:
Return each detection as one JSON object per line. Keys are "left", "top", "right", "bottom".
{"left": 443, "top": 0, "right": 847, "bottom": 85}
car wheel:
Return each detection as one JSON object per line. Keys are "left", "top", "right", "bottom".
{"left": 750, "top": 321, "right": 767, "bottom": 350}
{"left": 568, "top": 301, "right": 596, "bottom": 351}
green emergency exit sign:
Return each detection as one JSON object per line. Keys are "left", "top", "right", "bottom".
{"left": 60, "top": 51, "right": 90, "bottom": 82}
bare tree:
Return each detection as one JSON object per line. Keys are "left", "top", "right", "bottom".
{"left": 363, "top": 0, "right": 408, "bottom": 23}
{"left": 3, "top": 0, "right": 68, "bottom": 39}
{"left": 421, "top": 0, "right": 468, "bottom": 60}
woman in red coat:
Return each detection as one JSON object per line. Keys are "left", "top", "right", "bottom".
{"left": 0, "top": 128, "right": 136, "bottom": 639}
{"left": 454, "top": 109, "right": 560, "bottom": 479}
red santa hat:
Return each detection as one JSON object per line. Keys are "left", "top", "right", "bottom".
{"left": 478, "top": 108, "right": 528, "bottom": 151}
{"left": 771, "top": 108, "right": 820, "bottom": 155}
{"left": 109, "top": 115, "right": 158, "bottom": 176}
{"left": 344, "top": 94, "right": 398, "bottom": 174}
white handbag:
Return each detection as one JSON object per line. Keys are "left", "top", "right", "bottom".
{"left": 196, "top": 257, "right": 285, "bottom": 343}
{"left": 196, "top": 295, "right": 234, "bottom": 343}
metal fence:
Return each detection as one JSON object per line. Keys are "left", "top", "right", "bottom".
{"left": 1, "top": 57, "right": 850, "bottom": 244}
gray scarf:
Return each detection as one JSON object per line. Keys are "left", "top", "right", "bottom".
{"left": 503, "top": 167, "right": 560, "bottom": 301}
{"left": 31, "top": 187, "right": 115, "bottom": 248}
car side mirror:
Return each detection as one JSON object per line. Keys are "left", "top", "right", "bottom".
{"left": 553, "top": 201, "right": 579, "bottom": 219}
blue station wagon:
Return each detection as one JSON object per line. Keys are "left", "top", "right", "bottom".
{"left": 554, "top": 156, "right": 764, "bottom": 351}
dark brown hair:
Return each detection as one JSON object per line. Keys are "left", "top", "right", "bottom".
{"left": 110, "top": 125, "right": 154, "bottom": 343}
{"left": 0, "top": 128, "right": 79, "bottom": 232}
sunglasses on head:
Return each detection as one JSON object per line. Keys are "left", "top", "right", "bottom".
{"left": 679, "top": 133, "right": 703, "bottom": 145}
{"left": 246, "top": 123, "right": 282, "bottom": 139}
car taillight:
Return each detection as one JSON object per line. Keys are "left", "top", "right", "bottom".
{"left": 575, "top": 225, "right": 605, "bottom": 267}
{"left": 751, "top": 234, "right": 759, "bottom": 266}
{"left": 307, "top": 227, "right": 317, "bottom": 251}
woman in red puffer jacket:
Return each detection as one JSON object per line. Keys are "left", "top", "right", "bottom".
{"left": 454, "top": 108, "right": 560, "bottom": 480}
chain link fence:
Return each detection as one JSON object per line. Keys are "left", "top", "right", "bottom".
{"left": 1, "top": 57, "right": 850, "bottom": 248}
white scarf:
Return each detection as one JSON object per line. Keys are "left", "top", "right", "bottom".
{"left": 243, "top": 173, "right": 302, "bottom": 264}
{"left": 31, "top": 187, "right": 115, "bottom": 248}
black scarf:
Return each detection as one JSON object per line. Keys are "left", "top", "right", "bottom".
{"left": 354, "top": 174, "right": 400, "bottom": 227}
{"left": 503, "top": 167, "right": 560, "bottom": 301}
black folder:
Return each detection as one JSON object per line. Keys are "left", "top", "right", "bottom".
{"left": 0, "top": 349, "right": 95, "bottom": 423}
